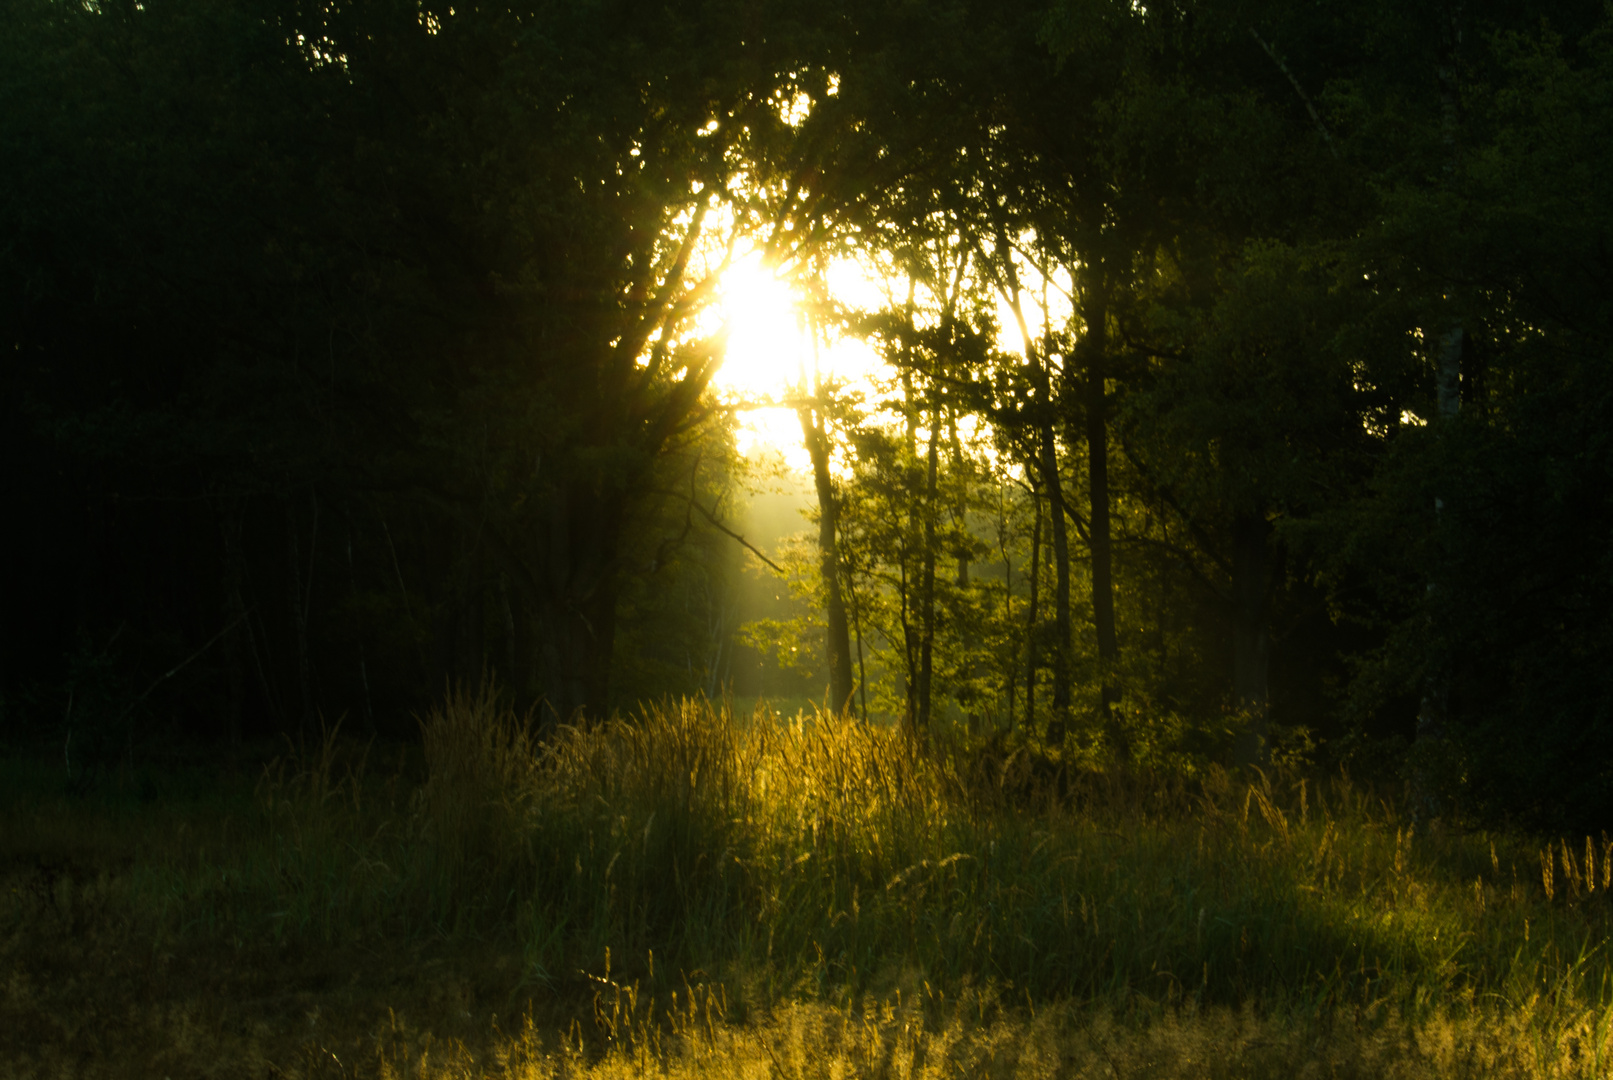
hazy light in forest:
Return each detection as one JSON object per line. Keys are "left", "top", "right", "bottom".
{"left": 708, "top": 235, "right": 1075, "bottom": 478}
{"left": 711, "top": 250, "right": 884, "bottom": 471}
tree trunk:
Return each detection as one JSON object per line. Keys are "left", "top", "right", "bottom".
{"left": 900, "top": 560, "right": 917, "bottom": 725}
{"left": 1039, "top": 416, "right": 1073, "bottom": 744}
{"left": 798, "top": 402, "right": 856, "bottom": 715}
{"left": 948, "top": 411, "right": 983, "bottom": 734}
{"left": 1025, "top": 486, "right": 1042, "bottom": 734}
{"left": 916, "top": 409, "right": 941, "bottom": 737}
{"left": 1230, "top": 510, "right": 1273, "bottom": 766}
{"left": 1026, "top": 332, "right": 1073, "bottom": 744}
{"left": 985, "top": 221, "right": 1070, "bottom": 742}
{"left": 849, "top": 576, "right": 869, "bottom": 723}
{"left": 998, "top": 482, "right": 1016, "bottom": 732}
{"left": 1080, "top": 271, "right": 1123, "bottom": 756}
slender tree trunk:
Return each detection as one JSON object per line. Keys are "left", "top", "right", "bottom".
{"left": 1231, "top": 511, "right": 1273, "bottom": 766}
{"left": 850, "top": 578, "right": 869, "bottom": 723}
{"left": 1080, "top": 271, "right": 1124, "bottom": 756}
{"left": 999, "top": 483, "right": 1016, "bottom": 732}
{"left": 948, "top": 411, "right": 982, "bottom": 734}
{"left": 702, "top": 582, "right": 729, "bottom": 701}
{"left": 916, "top": 408, "right": 941, "bottom": 737}
{"left": 984, "top": 220, "right": 1070, "bottom": 741}
{"left": 1039, "top": 418, "right": 1073, "bottom": 744}
{"left": 798, "top": 403, "right": 856, "bottom": 714}
{"left": 902, "top": 281, "right": 919, "bottom": 457}
{"left": 900, "top": 561, "right": 917, "bottom": 725}
{"left": 1024, "top": 487, "right": 1042, "bottom": 734}
{"left": 950, "top": 412, "right": 971, "bottom": 589}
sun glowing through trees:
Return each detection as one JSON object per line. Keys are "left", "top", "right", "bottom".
{"left": 712, "top": 253, "right": 808, "bottom": 400}
{"left": 709, "top": 251, "right": 882, "bottom": 471}
{"left": 708, "top": 240, "right": 1065, "bottom": 476}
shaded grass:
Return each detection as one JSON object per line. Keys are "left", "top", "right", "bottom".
{"left": 2, "top": 690, "right": 1612, "bottom": 1076}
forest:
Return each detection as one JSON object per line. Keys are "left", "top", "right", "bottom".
{"left": 3, "top": 0, "right": 1613, "bottom": 1075}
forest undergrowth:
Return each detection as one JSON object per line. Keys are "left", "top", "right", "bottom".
{"left": 3, "top": 689, "right": 1612, "bottom": 1078}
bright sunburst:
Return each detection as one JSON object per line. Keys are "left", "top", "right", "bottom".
{"left": 711, "top": 251, "right": 887, "bottom": 469}
{"left": 713, "top": 253, "right": 809, "bottom": 400}
{"left": 709, "top": 253, "right": 812, "bottom": 466}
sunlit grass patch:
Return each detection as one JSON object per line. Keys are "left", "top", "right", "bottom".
{"left": 357, "top": 991, "right": 1613, "bottom": 1078}
{"left": 2, "top": 692, "right": 1612, "bottom": 1076}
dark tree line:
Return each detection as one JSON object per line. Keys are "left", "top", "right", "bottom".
{"left": 4, "top": 0, "right": 1611, "bottom": 829}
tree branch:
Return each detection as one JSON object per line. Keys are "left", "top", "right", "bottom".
{"left": 106, "top": 608, "right": 254, "bottom": 732}
{"left": 1249, "top": 27, "right": 1339, "bottom": 160}
{"left": 646, "top": 484, "right": 789, "bottom": 576}
{"left": 690, "top": 498, "right": 788, "bottom": 575}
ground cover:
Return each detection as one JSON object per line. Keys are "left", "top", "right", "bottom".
{"left": 3, "top": 694, "right": 1610, "bottom": 1077}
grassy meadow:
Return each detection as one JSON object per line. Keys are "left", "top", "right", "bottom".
{"left": 3, "top": 691, "right": 1612, "bottom": 1078}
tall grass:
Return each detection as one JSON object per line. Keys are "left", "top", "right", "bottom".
{"left": 240, "top": 689, "right": 1613, "bottom": 1015}
{"left": 4, "top": 690, "right": 1612, "bottom": 1075}
{"left": 385, "top": 990, "right": 1613, "bottom": 1079}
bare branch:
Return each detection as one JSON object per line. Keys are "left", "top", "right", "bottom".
{"left": 1249, "top": 27, "right": 1340, "bottom": 160}
{"left": 106, "top": 608, "right": 254, "bottom": 731}
{"left": 688, "top": 498, "right": 788, "bottom": 575}
{"left": 645, "top": 484, "right": 789, "bottom": 576}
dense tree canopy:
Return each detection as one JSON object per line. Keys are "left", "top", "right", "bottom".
{"left": 3, "top": 0, "right": 1610, "bottom": 830}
